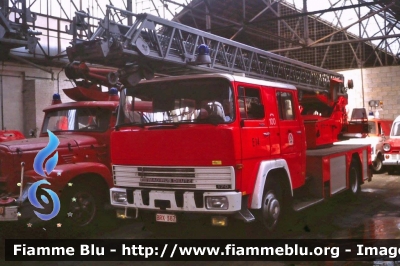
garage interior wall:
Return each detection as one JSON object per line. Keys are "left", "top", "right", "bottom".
{"left": 0, "top": 71, "right": 23, "bottom": 133}
{"left": 0, "top": 62, "right": 71, "bottom": 137}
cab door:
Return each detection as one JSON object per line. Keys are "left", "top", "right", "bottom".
{"left": 275, "top": 90, "right": 306, "bottom": 188}
{"left": 238, "top": 84, "right": 271, "bottom": 193}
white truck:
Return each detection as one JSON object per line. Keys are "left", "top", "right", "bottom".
{"left": 382, "top": 115, "right": 400, "bottom": 174}
{"left": 337, "top": 113, "right": 392, "bottom": 173}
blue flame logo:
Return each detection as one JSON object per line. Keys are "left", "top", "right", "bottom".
{"left": 33, "top": 130, "right": 59, "bottom": 177}
{"left": 28, "top": 130, "right": 61, "bottom": 221}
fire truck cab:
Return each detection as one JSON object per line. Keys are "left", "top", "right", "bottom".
{"left": 0, "top": 97, "right": 118, "bottom": 224}
{"left": 110, "top": 74, "right": 372, "bottom": 231}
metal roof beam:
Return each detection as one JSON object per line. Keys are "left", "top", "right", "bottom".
{"left": 328, "top": 0, "right": 360, "bottom": 65}
{"left": 241, "top": 0, "right": 390, "bottom": 25}
{"left": 270, "top": 33, "right": 400, "bottom": 52}
{"left": 230, "top": 0, "right": 276, "bottom": 40}
{"left": 309, "top": 2, "right": 394, "bottom": 46}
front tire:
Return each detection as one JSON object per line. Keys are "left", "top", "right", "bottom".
{"left": 372, "top": 155, "right": 383, "bottom": 173}
{"left": 260, "top": 180, "right": 282, "bottom": 232}
{"left": 61, "top": 184, "right": 103, "bottom": 227}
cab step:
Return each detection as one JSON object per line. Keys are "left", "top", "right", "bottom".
{"left": 235, "top": 195, "right": 255, "bottom": 222}
{"left": 235, "top": 208, "right": 255, "bottom": 222}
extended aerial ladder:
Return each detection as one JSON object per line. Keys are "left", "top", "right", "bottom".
{"left": 67, "top": 5, "right": 344, "bottom": 91}
{"left": 66, "top": 5, "right": 363, "bottom": 147}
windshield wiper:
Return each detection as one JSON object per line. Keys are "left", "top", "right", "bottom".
{"left": 115, "top": 122, "right": 144, "bottom": 130}
{"left": 147, "top": 124, "right": 178, "bottom": 130}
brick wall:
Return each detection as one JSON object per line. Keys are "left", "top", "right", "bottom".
{"left": 340, "top": 65, "right": 400, "bottom": 121}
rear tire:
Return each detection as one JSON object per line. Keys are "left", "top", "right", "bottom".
{"left": 348, "top": 161, "right": 361, "bottom": 196}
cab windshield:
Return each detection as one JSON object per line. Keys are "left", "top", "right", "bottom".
{"left": 117, "top": 78, "right": 234, "bottom": 126}
{"left": 42, "top": 107, "right": 111, "bottom": 133}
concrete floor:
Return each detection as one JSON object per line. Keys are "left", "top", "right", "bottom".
{"left": 1, "top": 172, "right": 400, "bottom": 266}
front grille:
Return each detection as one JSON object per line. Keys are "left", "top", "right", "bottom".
{"left": 138, "top": 167, "right": 195, "bottom": 178}
{"left": 138, "top": 182, "right": 196, "bottom": 188}
{"left": 113, "top": 165, "right": 235, "bottom": 190}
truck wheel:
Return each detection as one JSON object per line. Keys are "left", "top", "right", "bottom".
{"left": 260, "top": 180, "right": 282, "bottom": 231}
{"left": 61, "top": 184, "right": 102, "bottom": 227}
{"left": 372, "top": 156, "right": 383, "bottom": 173}
{"left": 348, "top": 162, "right": 361, "bottom": 196}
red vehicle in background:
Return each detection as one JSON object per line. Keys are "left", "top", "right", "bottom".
{"left": 367, "top": 117, "right": 392, "bottom": 138}
{"left": 0, "top": 63, "right": 120, "bottom": 227}
{"left": 0, "top": 130, "right": 25, "bottom": 142}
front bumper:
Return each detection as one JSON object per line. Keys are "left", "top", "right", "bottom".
{"left": 383, "top": 154, "right": 400, "bottom": 166}
{"left": 0, "top": 205, "right": 18, "bottom": 221}
{"left": 0, "top": 183, "right": 35, "bottom": 222}
{"left": 0, "top": 198, "right": 39, "bottom": 222}
{"left": 110, "top": 188, "right": 242, "bottom": 213}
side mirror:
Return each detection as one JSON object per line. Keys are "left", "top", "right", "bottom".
{"left": 29, "top": 129, "right": 36, "bottom": 138}
{"left": 347, "top": 79, "right": 354, "bottom": 89}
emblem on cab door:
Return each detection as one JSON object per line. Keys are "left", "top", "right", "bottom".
{"left": 288, "top": 132, "right": 294, "bottom": 145}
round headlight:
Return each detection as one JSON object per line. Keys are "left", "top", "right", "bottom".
{"left": 383, "top": 143, "right": 391, "bottom": 152}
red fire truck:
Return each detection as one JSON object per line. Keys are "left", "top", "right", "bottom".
{"left": 0, "top": 63, "right": 119, "bottom": 227}
{"left": 0, "top": 130, "right": 25, "bottom": 142}
{"left": 66, "top": 7, "right": 373, "bottom": 231}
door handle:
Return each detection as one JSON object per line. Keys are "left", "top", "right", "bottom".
{"left": 263, "top": 132, "right": 270, "bottom": 136}
{"left": 296, "top": 130, "right": 302, "bottom": 134}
